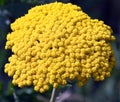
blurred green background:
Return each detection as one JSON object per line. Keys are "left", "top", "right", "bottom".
{"left": 0, "top": 0, "right": 120, "bottom": 102}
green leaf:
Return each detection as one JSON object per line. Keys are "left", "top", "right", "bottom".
{"left": 0, "top": 82, "right": 3, "bottom": 94}
{"left": 0, "top": 0, "right": 6, "bottom": 6}
{"left": 7, "top": 82, "right": 14, "bottom": 95}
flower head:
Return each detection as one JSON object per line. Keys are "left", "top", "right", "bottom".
{"left": 4, "top": 2, "right": 116, "bottom": 93}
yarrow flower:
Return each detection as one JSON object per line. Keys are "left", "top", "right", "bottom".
{"left": 4, "top": 2, "right": 116, "bottom": 93}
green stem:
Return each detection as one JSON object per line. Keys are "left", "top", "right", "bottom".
{"left": 50, "top": 88, "right": 56, "bottom": 102}
{"left": 13, "top": 91, "right": 19, "bottom": 102}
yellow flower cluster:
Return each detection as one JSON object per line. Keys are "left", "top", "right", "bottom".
{"left": 4, "top": 2, "right": 116, "bottom": 93}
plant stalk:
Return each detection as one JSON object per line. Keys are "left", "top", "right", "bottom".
{"left": 50, "top": 88, "right": 56, "bottom": 102}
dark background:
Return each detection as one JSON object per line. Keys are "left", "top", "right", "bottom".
{"left": 0, "top": 0, "right": 120, "bottom": 102}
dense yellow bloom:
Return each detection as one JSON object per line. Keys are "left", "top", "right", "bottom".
{"left": 4, "top": 2, "right": 116, "bottom": 93}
